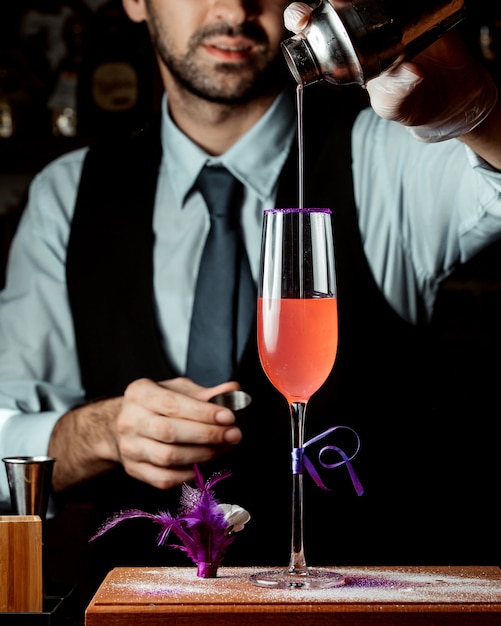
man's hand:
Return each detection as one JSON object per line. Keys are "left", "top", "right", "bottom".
{"left": 114, "top": 378, "right": 242, "bottom": 489}
{"left": 48, "top": 377, "right": 242, "bottom": 493}
{"left": 365, "top": 31, "right": 498, "bottom": 143}
{"left": 284, "top": 1, "right": 312, "bottom": 33}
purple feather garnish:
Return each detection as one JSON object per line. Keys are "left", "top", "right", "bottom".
{"left": 90, "top": 465, "right": 250, "bottom": 578}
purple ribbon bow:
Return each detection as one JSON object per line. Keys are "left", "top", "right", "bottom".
{"left": 292, "top": 425, "right": 364, "bottom": 496}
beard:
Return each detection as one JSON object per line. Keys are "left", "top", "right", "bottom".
{"left": 146, "top": 10, "right": 290, "bottom": 104}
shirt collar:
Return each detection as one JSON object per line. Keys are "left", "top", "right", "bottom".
{"left": 161, "top": 90, "right": 295, "bottom": 208}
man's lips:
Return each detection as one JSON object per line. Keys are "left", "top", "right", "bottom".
{"left": 201, "top": 37, "right": 256, "bottom": 62}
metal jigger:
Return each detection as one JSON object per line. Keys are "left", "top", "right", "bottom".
{"left": 209, "top": 390, "right": 252, "bottom": 412}
{"left": 2, "top": 456, "right": 55, "bottom": 519}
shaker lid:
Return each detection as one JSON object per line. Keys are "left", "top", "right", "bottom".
{"left": 281, "top": 35, "right": 324, "bottom": 87}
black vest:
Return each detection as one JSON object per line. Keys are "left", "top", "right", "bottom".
{"left": 63, "top": 85, "right": 500, "bottom": 591}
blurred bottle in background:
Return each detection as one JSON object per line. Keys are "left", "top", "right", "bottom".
{"left": 478, "top": 16, "right": 500, "bottom": 84}
{"left": 0, "top": 80, "right": 14, "bottom": 139}
{"left": 13, "top": 0, "right": 159, "bottom": 141}
{"left": 76, "top": 0, "right": 160, "bottom": 140}
{"left": 47, "top": 12, "right": 87, "bottom": 137}
{"left": 462, "top": 3, "right": 500, "bottom": 88}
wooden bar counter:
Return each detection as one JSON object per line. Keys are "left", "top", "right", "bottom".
{"left": 85, "top": 565, "right": 501, "bottom": 625}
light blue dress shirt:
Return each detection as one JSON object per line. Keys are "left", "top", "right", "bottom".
{"left": 1, "top": 90, "right": 501, "bottom": 506}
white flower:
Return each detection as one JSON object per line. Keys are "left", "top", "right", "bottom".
{"left": 218, "top": 503, "right": 251, "bottom": 534}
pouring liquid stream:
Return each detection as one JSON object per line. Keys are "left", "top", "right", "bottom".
{"left": 297, "top": 83, "right": 304, "bottom": 298}
{"left": 297, "top": 84, "right": 304, "bottom": 211}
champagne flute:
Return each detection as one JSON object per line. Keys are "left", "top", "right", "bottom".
{"left": 250, "top": 207, "right": 343, "bottom": 589}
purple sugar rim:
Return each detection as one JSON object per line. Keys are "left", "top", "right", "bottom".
{"left": 264, "top": 208, "right": 331, "bottom": 214}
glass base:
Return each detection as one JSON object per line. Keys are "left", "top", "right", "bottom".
{"left": 249, "top": 568, "right": 345, "bottom": 589}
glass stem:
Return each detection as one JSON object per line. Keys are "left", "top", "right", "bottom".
{"left": 289, "top": 401, "right": 308, "bottom": 574}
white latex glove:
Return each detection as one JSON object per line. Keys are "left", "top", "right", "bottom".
{"left": 366, "top": 32, "right": 498, "bottom": 142}
{"left": 284, "top": 1, "right": 312, "bottom": 34}
{"left": 283, "top": 2, "right": 498, "bottom": 143}
{"left": 284, "top": 0, "right": 346, "bottom": 33}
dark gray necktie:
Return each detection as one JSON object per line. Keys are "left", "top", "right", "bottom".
{"left": 186, "top": 166, "right": 255, "bottom": 386}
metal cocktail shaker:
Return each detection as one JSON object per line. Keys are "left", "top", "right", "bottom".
{"left": 281, "top": 0, "right": 467, "bottom": 86}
